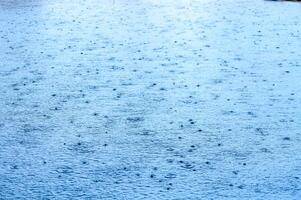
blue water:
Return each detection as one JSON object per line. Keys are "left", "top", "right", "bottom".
{"left": 0, "top": 0, "right": 301, "bottom": 199}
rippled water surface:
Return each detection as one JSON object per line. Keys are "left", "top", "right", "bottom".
{"left": 0, "top": 0, "right": 301, "bottom": 199}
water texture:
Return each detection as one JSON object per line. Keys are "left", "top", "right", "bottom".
{"left": 0, "top": 0, "right": 301, "bottom": 199}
